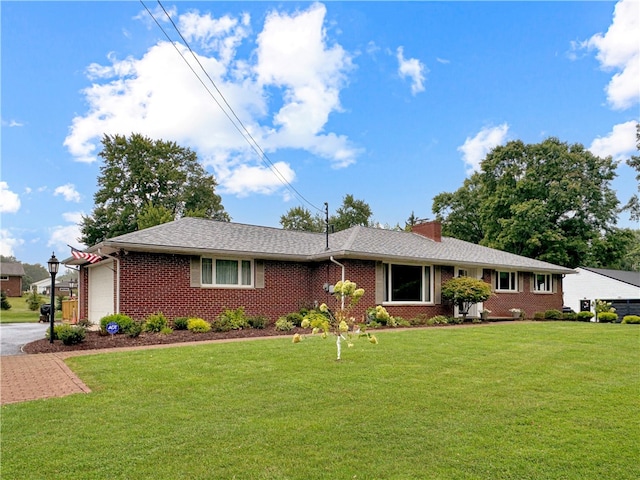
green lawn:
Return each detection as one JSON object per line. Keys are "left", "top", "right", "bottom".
{"left": 0, "top": 294, "right": 60, "bottom": 323}
{"left": 2, "top": 322, "right": 638, "bottom": 479}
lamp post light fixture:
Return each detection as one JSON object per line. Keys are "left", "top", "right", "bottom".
{"left": 69, "top": 279, "right": 76, "bottom": 299}
{"left": 47, "top": 252, "right": 60, "bottom": 344}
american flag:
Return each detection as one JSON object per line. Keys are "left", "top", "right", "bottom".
{"left": 70, "top": 247, "right": 103, "bottom": 264}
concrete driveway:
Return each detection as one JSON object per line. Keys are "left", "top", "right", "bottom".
{"left": 0, "top": 323, "right": 49, "bottom": 356}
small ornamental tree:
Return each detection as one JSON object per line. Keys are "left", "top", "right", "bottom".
{"left": 297, "top": 280, "right": 378, "bottom": 360}
{"left": 441, "top": 277, "right": 492, "bottom": 322}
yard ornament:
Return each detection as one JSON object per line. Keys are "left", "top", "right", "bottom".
{"left": 295, "top": 280, "right": 377, "bottom": 360}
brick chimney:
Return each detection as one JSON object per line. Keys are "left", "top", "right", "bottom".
{"left": 412, "top": 220, "right": 442, "bottom": 242}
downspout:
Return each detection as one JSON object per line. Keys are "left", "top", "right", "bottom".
{"left": 330, "top": 256, "right": 345, "bottom": 310}
{"left": 98, "top": 249, "right": 120, "bottom": 314}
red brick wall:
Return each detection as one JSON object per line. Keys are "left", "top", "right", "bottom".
{"left": 1, "top": 276, "right": 22, "bottom": 297}
{"left": 482, "top": 269, "right": 563, "bottom": 318}
{"left": 79, "top": 252, "right": 564, "bottom": 323}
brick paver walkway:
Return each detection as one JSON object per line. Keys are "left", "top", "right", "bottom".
{"left": 1, "top": 353, "right": 91, "bottom": 405}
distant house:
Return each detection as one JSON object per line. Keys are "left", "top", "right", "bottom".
{"left": 563, "top": 267, "right": 640, "bottom": 317}
{"left": 0, "top": 262, "right": 25, "bottom": 297}
{"left": 32, "top": 278, "right": 75, "bottom": 297}
{"left": 64, "top": 218, "right": 575, "bottom": 325}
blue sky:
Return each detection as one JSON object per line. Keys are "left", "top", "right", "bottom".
{"left": 2, "top": 1, "right": 638, "bottom": 267}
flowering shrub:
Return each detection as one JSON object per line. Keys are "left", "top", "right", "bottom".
{"left": 366, "top": 305, "right": 396, "bottom": 327}
{"left": 298, "top": 280, "right": 377, "bottom": 360}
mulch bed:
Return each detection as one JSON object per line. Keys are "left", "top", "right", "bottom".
{"left": 23, "top": 326, "right": 307, "bottom": 354}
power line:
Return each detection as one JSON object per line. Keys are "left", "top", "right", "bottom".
{"left": 139, "top": 0, "right": 323, "bottom": 213}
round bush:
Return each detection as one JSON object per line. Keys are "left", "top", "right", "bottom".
{"left": 144, "top": 312, "right": 168, "bottom": 333}
{"left": 544, "top": 309, "right": 563, "bottom": 320}
{"left": 100, "top": 313, "right": 135, "bottom": 335}
{"left": 173, "top": 317, "right": 189, "bottom": 330}
{"left": 275, "top": 317, "right": 294, "bottom": 331}
{"left": 622, "top": 315, "right": 640, "bottom": 324}
{"left": 597, "top": 312, "right": 618, "bottom": 323}
{"left": 187, "top": 317, "right": 211, "bottom": 333}
{"left": 576, "top": 311, "right": 594, "bottom": 322}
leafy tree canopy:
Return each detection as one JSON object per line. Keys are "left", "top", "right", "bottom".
{"left": 80, "top": 134, "right": 229, "bottom": 245}
{"left": 441, "top": 276, "right": 492, "bottom": 320}
{"left": 280, "top": 195, "right": 373, "bottom": 233}
{"left": 432, "top": 137, "right": 623, "bottom": 268}
{"left": 623, "top": 123, "right": 640, "bottom": 221}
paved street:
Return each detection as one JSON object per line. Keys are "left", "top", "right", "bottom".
{"left": 0, "top": 323, "right": 49, "bottom": 356}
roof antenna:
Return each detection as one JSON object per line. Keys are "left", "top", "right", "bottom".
{"left": 325, "top": 202, "right": 329, "bottom": 250}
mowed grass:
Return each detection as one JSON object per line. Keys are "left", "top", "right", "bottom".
{"left": 2, "top": 322, "right": 638, "bottom": 479}
{"left": 0, "top": 294, "right": 52, "bottom": 323}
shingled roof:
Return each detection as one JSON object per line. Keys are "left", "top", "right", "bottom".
{"left": 581, "top": 267, "right": 640, "bottom": 288}
{"left": 0, "top": 262, "right": 25, "bottom": 277}
{"left": 73, "top": 217, "right": 574, "bottom": 274}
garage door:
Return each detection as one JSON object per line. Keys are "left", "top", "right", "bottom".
{"left": 88, "top": 261, "right": 115, "bottom": 324}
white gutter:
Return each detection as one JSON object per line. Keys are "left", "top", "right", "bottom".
{"left": 330, "top": 256, "right": 345, "bottom": 310}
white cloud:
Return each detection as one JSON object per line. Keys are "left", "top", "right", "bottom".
{"left": 396, "top": 46, "right": 426, "bottom": 95}
{"left": 63, "top": 3, "right": 359, "bottom": 195}
{"left": 218, "top": 161, "right": 296, "bottom": 197}
{"left": 1, "top": 118, "right": 24, "bottom": 127}
{"left": 54, "top": 183, "right": 81, "bottom": 202}
{"left": 0, "top": 229, "right": 24, "bottom": 257}
{"left": 458, "top": 124, "right": 510, "bottom": 175}
{"left": 589, "top": 120, "right": 638, "bottom": 160}
{"left": 0, "top": 182, "right": 21, "bottom": 213}
{"left": 579, "top": 0, "right": 640, "bottom": 110}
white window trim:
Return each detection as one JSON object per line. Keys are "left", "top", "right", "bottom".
{"left": 201, "top": 257, "right": 254, "bottom": 289}
{"left": 533, "top": 273, "right": 553, "bottom": 294}
{"left": 0, "top": 276, "right": 8, "bottom": 281}
{"left": 494, "top": 270, "right": 518, "bottom": 292}
{"left": 382, "top": 263, "right": 434, "bottom": 305}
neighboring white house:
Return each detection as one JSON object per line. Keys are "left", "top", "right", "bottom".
{"left": 563, "top": 267, "right": 640, "bottom": 317}
{"left": 31, "top": 278, "right": 52, "bottom": 294}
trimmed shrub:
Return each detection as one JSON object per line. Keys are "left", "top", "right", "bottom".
{"left": 100, "top": 313, "right": 136, "bottom": 335}
{"left": 57, "top": 325, "right": 86, "bottom": 345}
{"left": 45, "top": 324, "right": 86, "bottom": 345}
{"left": 160, "top": 326, "right": 173, "bottom": 335}
{"left": 187, "top": 317, "right": 211, "bottom": 333}
{"left": 212, "top": 307, "right": 248, "bottom": 332}
{"left": 576, "top": 311, "right": 594, "bottom": 322}
{"left": 286, "top": 312, "right": 304, "bottom": 327}
{"left": 144, "top": 312, "right": 168, "bottom": 333}
{"left": 427, "top": 315, "right": 449, "bottom": 326}
{"left": 597, "top": 312, "right": 618, "bottom": 323}
{"left": 622, "top": 315, "right": 640, "bottom": 324}
{"left": 563, "top": 312, "right": 577, "bottom": 321}
{"left": 247, "top": 315, "right": 268, "bottom": 329}
{"left": 409, "top": 314, "right": 430, "bottom": 326}
{"left": 173, "top": 317, "right": 189, "bottom": 330}
{"left": 544, "top": 309, "right": 563, "bottom": 320}
{"left": 533, "top": 312, "right": 545, "bottom": 320}
{"left": 275, "top": 317, "right": 294, "bottom": 331}
{"left": 394, "top": 317, "right": 411, "bottom": 327}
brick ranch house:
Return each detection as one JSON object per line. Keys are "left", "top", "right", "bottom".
{"left": 0, "top": 262, "right": 25, "bottom": 297}
{"left": 64, "top": 218, "right": 575, "bottom": 325}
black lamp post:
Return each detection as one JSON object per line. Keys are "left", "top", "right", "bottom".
{"left": 69, "top": 279, "right": 76, "bottom": 299}
{"left": 47, "top": 252, "right": 60, "bottom": 344}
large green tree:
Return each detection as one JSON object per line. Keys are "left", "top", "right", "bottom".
{"left": 623, "top": 123, "right": 640, "bottom": 222}
{"left": 280, "top": 195, "right": 373, "bottom": 233}
{"left": 80, "top": 134, "right": 229, "bottom": 245}
{"left": 432, "top": 137, "right": 623, "bottom": 268}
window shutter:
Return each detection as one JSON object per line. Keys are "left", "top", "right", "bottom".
{"left": 490, "top": 270, "right": 496, "bottom": 290}
{"left": 255, "top": 260, "right": 265, "bottom": 289}
{"left": 518, "top": 272, "right": 524, "bottom": 292}
{"left": 190, "top": 256, "right": 200, "bottom": 287}
{"left": 530, "top": 273, "right": 535, "bottom": 292}
{"left": 434, "top": 266, "right": 441, "bottom": 304}
{"left": 375, "top": 262, "right": 384, "bottom": 304}
{"left": 552, "top": 275, "right": 557, "bottom": 294}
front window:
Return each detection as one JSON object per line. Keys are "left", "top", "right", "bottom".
{"left": 533, "top": 273, "right": 552, "bottom": 293}
{"left": 495, "top": 271, "right": 517, "bottom": 292}
{"left": 202, "top": 258, "right": 252, "bottom": 287}
{"left": 384, "top": 263, "right": 432, "bottom": 303}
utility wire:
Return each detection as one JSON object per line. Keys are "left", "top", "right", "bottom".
{"left": 140, "top": 0, "right": 323, "bottom": 213}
